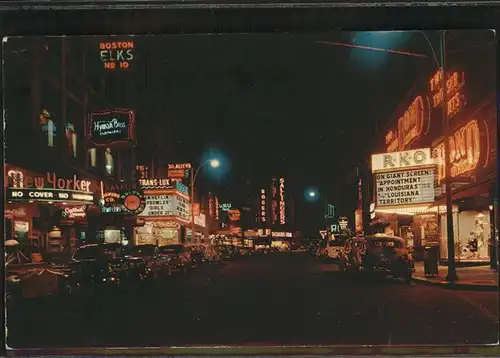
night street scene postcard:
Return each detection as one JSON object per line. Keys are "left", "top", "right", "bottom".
{"left": 3, "top": 30, "right": 499, "bottom": 350}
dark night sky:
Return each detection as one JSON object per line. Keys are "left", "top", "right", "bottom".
{"left": 132, "top": 31, "right": 436, "bottom": 236}
{"left": 5, "top": 30, "right": 492, "bottom": 238}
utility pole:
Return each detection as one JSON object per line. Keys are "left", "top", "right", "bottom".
{"left": 441, "top": 31, "right": 458, "bottom": 282}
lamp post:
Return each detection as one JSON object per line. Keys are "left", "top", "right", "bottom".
{"left": 422, "top": 30, "right": 458, "bottom": 281}
{"left": 190, "top": 159, "right": 220, "bottom": 243}
{"left": 437, "top": 31, "right": 458, "bottom": 281}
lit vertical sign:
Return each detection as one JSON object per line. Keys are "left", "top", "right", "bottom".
{"left": 271, "top": 178, "right": 278, "bottom": 224}
{"left": 208, "top": 192, "right": 215, "bottom": 218}
{"left": 214, "top": 196, "right": 220, "bottom": 220}
{"left": 260, "top": 189, "right": 267, "bottom": 223}
{"left": 279, "top": 178, "right": 286, "bottom": 225}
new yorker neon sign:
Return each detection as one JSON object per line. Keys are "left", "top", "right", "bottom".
{"left": 6, "top": 169, "right": 94, "bottom": 204}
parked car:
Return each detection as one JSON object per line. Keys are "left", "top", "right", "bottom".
{"left": 202, "top": 244, "right": 222, "bottom": 263}
{"left": 217, "top": 245, "right": 234, "bottom": 260}
{"left": 187, "top": 245, "right": 208, "bottom": 265}
{"left": 341, "top": 235, "right": 413, "bottom": 283}
{"left": 66, "top": 243, "right": 152, "bottom": 295}
{"left": 158, "top": 244, "right": 193, "bottom": 273}
{"left": 325, "top": 239, "right": 344, "bottom": 261}
{"left": 127, "top": 244, "right": 172, "bottom": 279}
{"left": 6, "top": 245, "right": 70, "bottom": 306}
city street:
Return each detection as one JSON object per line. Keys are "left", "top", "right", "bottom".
{"left": 6, "top": 252, "right": 499, "bottom": 348}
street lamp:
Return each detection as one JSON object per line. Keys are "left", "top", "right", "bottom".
{"left": 420, "top": 31, "right": 458, "bottom": 282}
{"left": 318, "top": 31, "right": 458, "bottom": 281}
{"left": 306, "top": 188, "right": 331, "bottom": 237}
{"left": 190, "top": 158, "right": 220, "bottom": 243}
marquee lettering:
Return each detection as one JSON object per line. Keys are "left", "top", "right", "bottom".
{"left": 7, "top": 170, "right": 92, "bottom": 192}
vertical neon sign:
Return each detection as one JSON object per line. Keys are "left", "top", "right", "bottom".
{"left": 260, "top": 189, "right": 267, "bottom": 223}
{"left": 271, "top": 178, "right": 278, "bottom": 224}
{"left": 279, "top": 178, "right": 286, "bottom": 225}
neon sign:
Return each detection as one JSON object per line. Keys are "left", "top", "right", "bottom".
{"left": 433, "top": 120, "right": 480, "bottom": 183}
{"left": 385, "top": 130, "right": 399, "bottom": 153}
{"left": 88, "top": 109, "right": 135, "bottom": 147}
{"left": 214, "top": 196, "right": 220, "bottom": 220}
{"left": 100, "top": 41, "right": 135, "bottom": 70}
{"left": 260, "top": 188, "right": 267, "bottom": 223}
{"left": 279, "top": 178, "right": 286, "bottom": 225}
{"left": 62, "top": 206, "right": 87, "bottom": 220}
{"left": 398, "top": 96, "right": 425, "bottom": 149}
{"left": 429, "top": 70, "right": 466, "bottom": 119}
{"left": 208, "top": 193, "right": 215, "bottom": 218}
{"left": 7, "top": 169, "right": 93, "bottom": 194}
{"left": 271, "top": 178, "right": 278, "bottom": 224}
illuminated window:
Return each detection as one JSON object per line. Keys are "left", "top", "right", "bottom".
{"left": 65, "top": 123, "right": 77, "bottom": 157}
{"left": 105, "top": 148, "right": 114, "bottom": 176}
{"left": 87, "top": 148, "right": 97, "bottom": 167}
{"left": 40, "top": 109, "right": 56, "bottom": 147}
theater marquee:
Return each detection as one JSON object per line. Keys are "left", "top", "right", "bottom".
{"left": 6, "top": 168, "right": 95, "bottom": 205}
{"left": 375, "top": 168, "right": 435, "bottom": 207}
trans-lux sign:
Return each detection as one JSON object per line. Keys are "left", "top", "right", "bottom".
{"left": 371, "top": 148, "right": 432, "bottom": 172}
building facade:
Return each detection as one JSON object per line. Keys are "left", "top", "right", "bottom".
{"left": 365, "top": 33, "right": 497, "bottom": 264}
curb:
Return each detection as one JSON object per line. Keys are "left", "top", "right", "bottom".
{"left": 411, "top": 276, "right": 498, "bottom": 291}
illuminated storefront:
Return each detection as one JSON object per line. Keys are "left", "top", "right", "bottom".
{"left": 133, "top": 178, "right": 196, "bottom": 245}
{"left": 369, "top": 60, "right": 497, "bottom": 263}
{"left": 4, "top": 164, "right": 98, "bottom": 253}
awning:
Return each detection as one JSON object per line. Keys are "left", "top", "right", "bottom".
{"left": 375, "top": 205, "right": 458, "bottom": 216}
{"left": 432, "top": 179, "right": 493, "bottom": 206}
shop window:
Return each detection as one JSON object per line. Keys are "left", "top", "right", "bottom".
{"left": 65, "top": 123, "right": 78, "bottom": 158}
{"left": 105, "top": 148, "right": 114, "bottom": 176}
{"left": 87, "top": 148, "right": 97, "bottom": 167}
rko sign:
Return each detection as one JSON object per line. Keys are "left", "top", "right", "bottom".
{"left": 371, "top": 148, "right": 433, "bottom": 172}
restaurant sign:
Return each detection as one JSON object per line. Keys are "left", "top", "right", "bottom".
{"left": 429, "top": 70, "right": 466, "bottom": 119}
{"left": 6, "top": 169, "right": 94, "bottom": 204}
{"left": 432, "top": 119, "right": 481, "bottom": 184}
{"left": 371, "top": 148, "right": 432, "bottom": 172}
{"left": 375, "top": 168, "right": 435, "bottom": 207}
{"left": 88, "top": 109, "right": 135, "bottom": 147}
{"left": 62, "top": 206, "right": 87, "bottom": 220}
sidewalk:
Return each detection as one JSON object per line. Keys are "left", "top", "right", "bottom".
{"left": 412, "top": 262, "right": 499, "bottom": 291}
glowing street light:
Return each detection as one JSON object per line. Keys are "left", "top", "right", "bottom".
{"left": 210, "top": 159, "right": 220, "bottom": 168}
{"left": 190, "top": 158, "right": 221, "bottom": 243}
{"left": 309, "top": 191, "right": 316, "bottom": 197}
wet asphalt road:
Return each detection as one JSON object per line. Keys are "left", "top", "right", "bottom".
{"left": 6, "top": 252, "right": 499, "bottom": 348}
